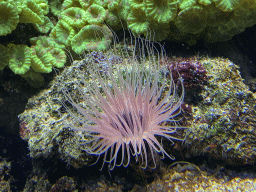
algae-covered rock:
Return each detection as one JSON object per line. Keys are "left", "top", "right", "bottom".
{"left": 185, "top": 57, "right": 256, "bottom": 166}
{"left": 18, "top": 51, "right": 125, "bottom": 168}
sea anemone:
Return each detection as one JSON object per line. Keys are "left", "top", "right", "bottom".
{"left": 63, "top": 37, "right": 187, "bottom": 170}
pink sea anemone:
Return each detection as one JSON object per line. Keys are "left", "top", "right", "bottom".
{"left": 63, "top": 39, "right": 187, "bottom": 170}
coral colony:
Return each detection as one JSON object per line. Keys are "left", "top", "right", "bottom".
{"left": 63, "top": 36, "right": 188, "bottom": 170}
{"left": 1, "top": 0, "right": 256, "bottom": 87}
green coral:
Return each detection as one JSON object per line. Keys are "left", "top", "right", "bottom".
{"left": 50, "top": 48, "right": 66, "bottom": 68}
{"left": 105, "top": 10, "right": 120, "bottom": 27}
{"left": 122, "top": 0, "right": 256, "bottom": 42}
{"left": 30, "top": 35, "right": 65, "bottom": 50}
{"left": 30, "top": 46, "right": 53, "bottom": 73}
{"left": 0, "top": 0, "right": 52, "bottom": 37}
{"left": 54, "top": 20, "right": 76, "bottom": 46}
{"left": 60, "top": 7, "right": 88, "bottom": 27}
{"left": 0, "top": 45, "right": 10, "bottom": 70}
{"left": 1, "top": 0, "right": 256, "bottom": 46}
{"left": 19, "top": 0, "right": 45, "bottom": 24}
{"left": 1, "top": 0, "right": 256, "bottom": 88}
{"left": 21, "top": 69, "right": 45, "bottom": 88}
{"left": 62, "top": 0, "right": 82, "bottom": 10}
{"left": 3, "top": 36, "right": 66, "bottom": 86}
{"left": 86, "top": 4, "right": 106, "bottom": 24}
{"left": 30, "top": 36, "right": 67, "bottom": 70}
{"left": 50, "top": 1, "right": 113, "bottom": 53}
{"left": 8, "top": 44, "right": 31, "bottom": 75}
{"left": 0, "top": 1, "right": 19, "bottom": 36}
{"left": 105, "top": 0, "right": 120, "bottom": 11}
{"left": 34, "top": 0, "right": 49, "bottom": 15}
{"left": 147, "top": 22, "right": 171, "bottom": 41}
{"left": 71, "top": 24, "right": 112, "bottom": 53}
{"left": 175, "top": 5, "right": 207, "bottom": 34}
{"left": 179, "top": 0, "right": 197, "bottom": 10}
{"left": 0, "top": 0, "right": 52, "bottom": 36}
{"left": 146, "top": 0, "right": 177, "bottom": 24}
{"left": 213, "top": 0, "right": 240, "bottom": 12}
{"left": 49, "top": 0, "right": 63, "bottom": 16}
{"left": 33, "top": 16, "right": 54, "bottom": 33}
{"left": 118, "top": 0, "right": 131, "bottom": 20}
{"left": 127, "top": 9, "right": 150, "bottom": 35}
